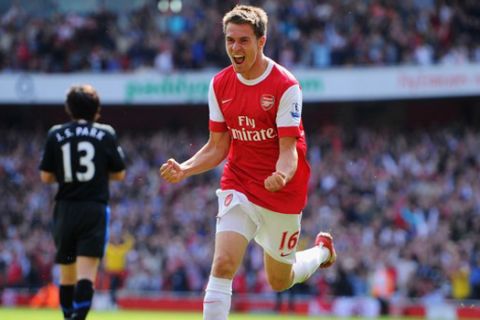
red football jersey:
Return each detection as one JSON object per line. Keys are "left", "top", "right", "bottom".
{"left": 208, "top": 59, "right": 310, "bottom": 214}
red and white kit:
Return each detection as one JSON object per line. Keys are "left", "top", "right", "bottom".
{"left": 209, "top": 58, "right": 310, "bottom": 214}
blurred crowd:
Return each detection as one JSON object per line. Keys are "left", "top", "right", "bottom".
{"left": 1, "top": 123, "right": 480, "bottom": 306}
{"left": 1, "top": 0, "right": 480, "bottom": 73}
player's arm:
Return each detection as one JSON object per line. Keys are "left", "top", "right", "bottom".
{"left": 109, "top": 170, "right": 126, "bottom": 181}
{"left": 123, "top": 233, "right": 135, "bottom": 250}
{"left": 182, "top": 130, "right": 231, "bottom": 175}
{"left": 160, "top": 79, "right": 230, "bottom": 183}
{"left": 276, "top": 136, "right": 298, "bottom": 181}
{"left": 264, "top": 137, "right": 298, "bottom": 192}
{"left": 265, "top": 84, "right": 302, "bottom": 192}
{"left": 39, "top": 133, "right": 57, "bottom": 184}
{"left": 106, "top": 128, "right": 126, "bottom": 181}
{"left": 160, "top": 131, "right": 230, "bottom": 183}
{"left": 40, "top": 170, "right": 57, "bottom": 184}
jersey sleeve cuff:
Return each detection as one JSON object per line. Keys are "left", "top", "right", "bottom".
{"left": 278, "top": 126, "right": 301, "bottom": 138}
{"left": 209, "top": 120, "right": 228, "bottom": 132}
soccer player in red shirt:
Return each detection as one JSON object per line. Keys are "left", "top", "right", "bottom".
{"left": 160, "top": 5, "right": 336, "bottom": 319}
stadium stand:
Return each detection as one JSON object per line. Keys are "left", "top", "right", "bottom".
{"left": 1, "top": 0, "right": 480, "bottom": 72}
{"left": 1, "top": 118, "right": 480, "bottom": 303}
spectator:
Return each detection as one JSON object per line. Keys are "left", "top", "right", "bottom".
{"left": 1, "top": 122, "right": 480, "bottom": 305}
{"left": 1, "top": 1, "right": 479, "bottom": 72}
{"left": 103, "top": 231, "right": 134, "bottom": 308}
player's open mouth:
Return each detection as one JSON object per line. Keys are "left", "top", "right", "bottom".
{"left": 233, "top": 55, "right": 245, "bottom": 64}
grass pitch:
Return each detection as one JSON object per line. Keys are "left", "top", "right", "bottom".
{"left": 0, "top": 307, "right": 421, "bottom": 320}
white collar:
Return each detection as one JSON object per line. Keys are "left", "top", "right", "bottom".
{"left": 236, "top": 58, "right": 274, "bottom": 86}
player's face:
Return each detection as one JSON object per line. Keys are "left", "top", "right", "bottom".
{"left": 225, "top": 23, "right": 266, "bottom": 79}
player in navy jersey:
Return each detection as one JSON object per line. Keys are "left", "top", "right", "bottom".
{"left": 39, "top": 84, "right": 126, "bottom": 320}
{"left": 160, "top": 5, "right": 336, "bottom": 319}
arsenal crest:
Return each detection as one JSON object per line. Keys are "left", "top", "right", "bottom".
{"left": 260, "top": 94, "right": 275, "bottom": 111}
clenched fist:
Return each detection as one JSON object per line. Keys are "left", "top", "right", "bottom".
{"left": 264, "top": 171, "right": 287, "bottom": 192}
{"left": 159, "top": 158, "right": 186, "bottom": 183}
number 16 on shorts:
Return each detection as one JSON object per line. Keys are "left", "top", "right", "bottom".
{"left": 279, "top": 231, "right": 299, "bottom": 257}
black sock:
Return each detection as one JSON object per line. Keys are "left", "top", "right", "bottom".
{"left": 59, "top": 284, "right": 75, "bottom": 319}
{"left": 71, "top": 279, "right": 94, "bottom": 320}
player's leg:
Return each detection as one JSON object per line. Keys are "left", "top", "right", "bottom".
{"left": 109, "top": 273, "right": 121, "bottom": 307}
{"left": 71, "top": 256, "right": 100, "bottom": 320}
{"left": 204, "top": 190, "right": 257, "bottom": 320}
{"left": 291, "top": 232, "right": 336, "bottom": 284}
{"left": 204, "top": 231, "right": 249, "bottom": 320}
{"left": 59, "top": 263, "right": 76, "bottom": 320}
{"left": 71, "top": 202, "right": 109, "bottom": 320}
{"left": 264, "top": 234, "right": 335, "bottom": 291}
{"left": 211, "top": 231, "right": 248, "bottom": 279}
{"left": 52, "top": 202, "right": 77, "bottom": 320}
{"left": 76, "top": 256, "right": 100, "bottom": 280}
{"left": 263, "top": 255, "right": 294, "bottom": 291}
{"left": 255, "top": 207, "right": 336, "bottom": 290}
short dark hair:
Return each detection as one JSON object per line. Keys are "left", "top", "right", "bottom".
{"left": 222, "top": 5, "right": 268, "bottom": 38}
{"left": 65, "top": 85, "right": 100, "bottom": 121}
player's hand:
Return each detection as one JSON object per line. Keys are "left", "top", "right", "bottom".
{"left": 159, "top": 158, "right": 186, "bottom": 183}
{"left": 264, "top": 171, "right": 287, "bottom": 192}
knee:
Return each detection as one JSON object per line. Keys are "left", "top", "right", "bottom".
{"left": 211, "top": 254, "right": 237, "bottom": 278}
{"left": 268, "top": 275, "right": 291, "bottom": 292}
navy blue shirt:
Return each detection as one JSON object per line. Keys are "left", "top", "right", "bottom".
{"left": 40, "top": 121, "right": 126, "bottom": 203}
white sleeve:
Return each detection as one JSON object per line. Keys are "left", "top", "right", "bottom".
{"left": 208, "top": 79, "right": 225, "bottom": 122}
{"left": 276, "top": 84, "right": 302, "bottom": 128}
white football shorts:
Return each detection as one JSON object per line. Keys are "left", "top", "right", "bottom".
{"left": 215, "top": 189, "right": 302, "bottom": 264}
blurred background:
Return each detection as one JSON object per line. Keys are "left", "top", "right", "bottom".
{"left": 1, "top": 0, "right": 480, "bottom": 318}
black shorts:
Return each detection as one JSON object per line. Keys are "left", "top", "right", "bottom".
{"left": 52, "top": 200, "right": 110, "bottom": 264}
